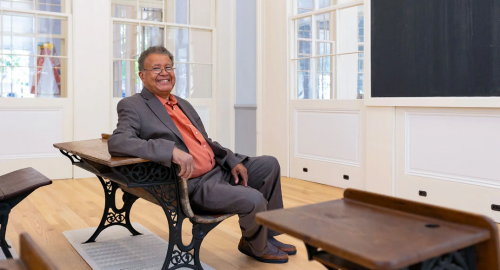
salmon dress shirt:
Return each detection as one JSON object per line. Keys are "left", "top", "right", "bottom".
{"left": 155, "top": 94, "right": 215, "bottom": 178}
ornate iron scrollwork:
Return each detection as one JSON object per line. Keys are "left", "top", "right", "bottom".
{"left": 106, "top": 211, "right": 125, "bottom": 224}
{"left": 113, "top": 162, "right": 173, "bottom": 186}
{"left": 171, "top": 250, "right": 194, "bottom": 265}
{"left": 60, "top": 150, "right": 82, "bottom": 164}
{"left": 147, "top": 184, "right": 178, "bottom": 227}
{"left": 105, "top": 179, "right": 113, "bottom": 195}
{"left": 149, "top": 183, "right": 177, "bottom": 207}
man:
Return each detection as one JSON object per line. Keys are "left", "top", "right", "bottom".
{"left": 108, "top": 46, "right": 296, "bottom": 264}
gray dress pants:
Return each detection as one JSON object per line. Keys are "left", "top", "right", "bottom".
{"left": 187, "top": 155, "right": 283, "bottom": 256}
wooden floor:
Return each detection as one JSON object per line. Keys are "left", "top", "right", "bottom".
{"left": 5, "top": 177, "right": 344, "bottom": 270}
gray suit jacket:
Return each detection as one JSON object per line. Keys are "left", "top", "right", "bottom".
{"left": 108, "top": 88, "right": 247, "bottom": 170}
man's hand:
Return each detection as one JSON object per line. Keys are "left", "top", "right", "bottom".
{"left": 172, "top": 147, "right": 195, "bottom": 180}
{"left": 231, "top": 163, "right": 248, "bottom": 186}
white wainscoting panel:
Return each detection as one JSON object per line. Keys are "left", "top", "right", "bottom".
{"left": 295, "top": 110, "right": 360, "bottom": 166}
{"left": 0, "top": 108, "right": 63, "bottom": 159}
{"left": 194, "top": 106, "right": 210, "bottom": 136}
{"left": 405, "top": 111, "right": 500, "bottom": 188}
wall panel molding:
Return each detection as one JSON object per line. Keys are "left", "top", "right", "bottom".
{"left": 294, "top": 109, "right": 361, "bottom": 167}
{"left": 0, "top": 108, "right": 63, "bottom": 160}
{"left": 405, "top": 110, "right": 500, "bottom": 189}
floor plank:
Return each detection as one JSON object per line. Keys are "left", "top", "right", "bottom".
{"left": 6, "top": 177, "right": 341, "bottom": 270}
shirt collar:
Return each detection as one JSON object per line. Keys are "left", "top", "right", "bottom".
{"left": 155, "top": 94, "right": 178, "bottom": 107}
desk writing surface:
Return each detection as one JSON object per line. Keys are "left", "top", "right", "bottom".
{"left": 53, "top": 139, "right": 148, "bottom": 167}
{"left": 256, "top": 199, "right": 490, "bottom": 269}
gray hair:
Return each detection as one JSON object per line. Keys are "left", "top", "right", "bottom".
{"left": 138, "top": 46, "right": 174, "bottom": 71}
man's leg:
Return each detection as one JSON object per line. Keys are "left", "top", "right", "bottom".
{"left": 188, "top": 166, "right": 273, "bottom": 257}
{"left": 240, "top": 156, "right": 296, "bottom": 255}
{"left": 240, "top": 156, "right": 283, "bottom": 237}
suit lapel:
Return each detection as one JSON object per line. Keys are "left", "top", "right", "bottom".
{"left": 141, "top": 88, "right": 184, "bottom": 142}
{"left": 177, "top": 99, "right": 203, "bottom": 132}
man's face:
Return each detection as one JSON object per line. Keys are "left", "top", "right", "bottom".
{"left": 139, "top": 53, "right": 176, "bottom": 97}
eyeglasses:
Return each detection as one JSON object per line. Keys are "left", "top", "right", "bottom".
{"left": 143, "top": 67, "right": 176, "bottom": 74}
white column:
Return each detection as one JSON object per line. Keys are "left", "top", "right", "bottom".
{"left": 216, "top": 0, "right": 236, "bottom": 150}
{"left": 72, "top": 0, "right": 112, "bottom": 178}
{"left": 259, "top": 0, "right": 289, "bottom": 176}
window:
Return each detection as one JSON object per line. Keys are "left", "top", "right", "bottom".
{"left": 112, "top": 0, "right": 214, "bottom": 98}
{"left": 0, "top": 0, "right": 69, "bottom": 98}
{"left": 292, "top": 0, "right": 364, "bottom": 99}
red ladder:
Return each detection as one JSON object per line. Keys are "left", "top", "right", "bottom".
{"left": 31, "top": 43, "right": 61, "bottom": 95}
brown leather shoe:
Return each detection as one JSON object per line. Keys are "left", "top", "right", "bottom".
{"left": 238, "top": 237, "right": 288, "bottom": 264}
{"left": 269, "top": 237, "right": 297, "bottom": 255}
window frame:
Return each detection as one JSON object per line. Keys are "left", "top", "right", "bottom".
{"left": 111, "top": 0, "right": 216, "bottom": 99}
{"left": 0, "top": 0, "right": 72, "bottom": 98}
{"left": 290, "top": 0, "right": 364, "bottom": 100}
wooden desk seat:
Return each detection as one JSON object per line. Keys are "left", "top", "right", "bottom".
{"left": 54, "top": 134, "right": 234, "bottom": 270}
{"left": 0, "top": 168, "right": 52, "bottom": 259}
{"left": 0, "top": 168, "right": 52, "bottom": 201}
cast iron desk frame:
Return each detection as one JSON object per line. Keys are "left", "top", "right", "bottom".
{"left": 55, "top": 144, "right": 226, "bottom": 270}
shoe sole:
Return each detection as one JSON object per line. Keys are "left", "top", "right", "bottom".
{"left": 284, "top": 250, "right": 297, "bottom": 256}
{"left": 238, "top": 246, "right": 289, "bottom": 264}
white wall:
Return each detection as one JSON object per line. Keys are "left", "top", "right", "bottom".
{"left": 259, "top": 0, "right": 289, "bottom": 176}
{"left": 364, "top": 106, "right": 394, "bottom": 195}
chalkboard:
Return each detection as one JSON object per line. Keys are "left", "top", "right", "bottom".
{"left": 371, "top": 0, "right": 500, "bottom": 97}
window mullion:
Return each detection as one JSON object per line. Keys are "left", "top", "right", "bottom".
{"left": 311, "top": 14, "right": 316, "bottom": 99}
{"left": 211, "top": 0, "right": 215, "bottom": 28}
{"left": 211, "top": 26, "right": 215, "bottom": 98}
{"left": 331, "top": 9, "right": 336, "bottom": 99}
{"left": 292, "top": 19, "right": 296, "bottom": 98}
{"left": 136, "top": 0, "right": 139, "bottom": 20}
{"left": 188, "top": 26, "right": 192, "bottom": 98}
{"left": 34, "top": 13, "right": 38, "bottom": 97}
{"left": 334, "top": 8, "right": 339, "bottom": 99}
{"left": 187, "top": 0, "right": 190, "bottom": 25}
{"left": 0, "top": 10, "right": 2, "bottom": 97}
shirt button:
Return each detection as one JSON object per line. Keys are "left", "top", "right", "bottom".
{"left": 196, "top": 132, "right": 198, "bottom": 134}
{"left": 204, "top": 145, "right": 206, "bottom": 148}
